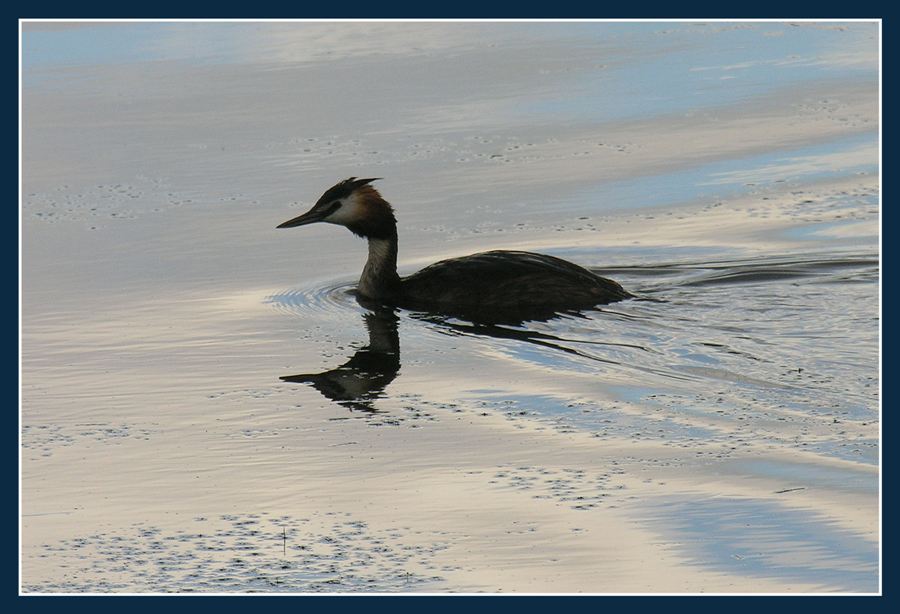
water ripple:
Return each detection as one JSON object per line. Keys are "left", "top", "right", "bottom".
{"left": 266, "top": 252, "right": 878, "bottom": 465}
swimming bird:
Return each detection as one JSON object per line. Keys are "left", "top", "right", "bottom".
{"left": 277, "top": 177, "right": 631, "bottom": 322}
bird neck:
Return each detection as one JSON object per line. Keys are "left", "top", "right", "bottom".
{"left": 359, "top": 231, "right": 401, "bottom": 300}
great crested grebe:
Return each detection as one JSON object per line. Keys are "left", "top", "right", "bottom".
{"left": 277, "top": 178, "right": 632, "bottom": 321}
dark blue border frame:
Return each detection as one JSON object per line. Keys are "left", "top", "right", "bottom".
{"left": 6, "top": 3, "right": 896, "bottom": 18}
{"left": 12, "top": 5, "right": 891, "bottom": 612}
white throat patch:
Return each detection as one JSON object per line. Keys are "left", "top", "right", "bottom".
{"left": 324, "top": 193, "right": 364, "bottom": 226}
{"left": 359, "top": 238, "right": 396, "bottom": 297}
{"left": 366, "top": 238, "right": 394, "bottom": 267}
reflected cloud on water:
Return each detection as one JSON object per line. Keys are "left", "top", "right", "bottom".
{"left": 637, "top": 495, "right": 878, "bottom": 593}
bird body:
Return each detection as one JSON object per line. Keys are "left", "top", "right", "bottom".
{"left": 401, "top": 250, "right": 629, "bottom": 317}
{"left": 278, "top": 178, "right": 631, "bottom": 322}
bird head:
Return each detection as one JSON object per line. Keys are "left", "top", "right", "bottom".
{"left": 277, "top": 177, "right": 396, "bottom": 239}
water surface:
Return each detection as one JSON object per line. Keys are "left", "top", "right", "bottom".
{"left": 21, "top": 21, "right": 879, "bottom": 594}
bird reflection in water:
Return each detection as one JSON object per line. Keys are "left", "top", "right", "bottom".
{"left": 280, "top": 307, "right": 400, "bottom": 414}
{"left": 280, "top": 291, "right": 651, "bottom": 415}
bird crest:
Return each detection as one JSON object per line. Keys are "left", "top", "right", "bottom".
{"left": 318, "top": 176, "right": 382, "bottom": 205}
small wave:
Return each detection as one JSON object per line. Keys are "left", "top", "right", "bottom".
{"left": 597, "top": 253, "right": 878, "bottom": 291}
{"left": 265, "top": 279, "right": 361, "bottom": 318}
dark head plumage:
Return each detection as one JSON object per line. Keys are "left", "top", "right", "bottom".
{"left": 317, "top": 177, "right": 382, "bottom": 206}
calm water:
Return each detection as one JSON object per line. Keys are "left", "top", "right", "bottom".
{"left": 21, "top": 21, "right": 879, "bottom": 593}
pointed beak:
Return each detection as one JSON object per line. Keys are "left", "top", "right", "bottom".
{"left": 276, "top": 207, "right": 327, "bottom": 229}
